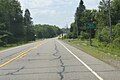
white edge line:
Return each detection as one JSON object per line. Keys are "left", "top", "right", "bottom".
{"left": 57, "top": 40, "right": 104, "bottom": 80}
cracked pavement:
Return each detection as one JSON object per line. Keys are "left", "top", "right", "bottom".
{"left": 53, "top": 41, "right": 65, "bottom": 80}
{"left": 0, "top": 39, "right": 120, "bottom": 80}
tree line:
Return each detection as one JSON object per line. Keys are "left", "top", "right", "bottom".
{"left": 67, "top": 0, "right": 120, "bottom": 48}
{"left": 0, "top": 0, "right": 62, "bottom": 46}
{"left": 0, "top": 0, "right": 34, "bottom": 46}
{"left": 33, "top": 24, "right": 62, "bottom": 39}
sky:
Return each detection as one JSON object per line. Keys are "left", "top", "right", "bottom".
{"left": 18, "top": 0, "right": 100, "bottom": 28}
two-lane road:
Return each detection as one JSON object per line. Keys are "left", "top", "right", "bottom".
{"left": 0, "top": 39, "right": 120, "bottom": 80}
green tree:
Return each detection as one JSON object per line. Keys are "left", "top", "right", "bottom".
{"left": 111, "top": 0, "right": 120, "bottom": 25}
{"left": 9, "top": 0, "right": 24, "bottom": 42}
{"left": 24, "top": 9, "right": 35, "bottom": 41}
{"left": 113, "top": 23, "right": 120, "bottom": 39}
{"left": 69, "top": 1, "right": 97, "bottom": 39}
{"left": 75, "top": 0, "right": 86, "bottom": 35}
{"left": 70, "top": 22, "right": 77, "bottom": 38}
{"left": 98, "top": 0, "right": 109, "bottom": 26}
{"left": 33, "top": 24, "right": 62, "bottom": 39}
{"left": 97, "top": 26, "right": 110, "bottom": 44}
{"left": 95, "top": 0, "right": 110, "bottom": 43}
{"left": 0, "top": 0, "right": 24, "bottom": 44}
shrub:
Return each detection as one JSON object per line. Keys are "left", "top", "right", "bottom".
{"left": 0, "top": 40, "right": 6, "bottom": 46}
{"left": 113, "top": 23, "right": 120, "bottom": 39}
{"left": 80, "top": 31, "right": 89, "bottom": 40}
{"left": 97, "top": 26, "right": 110, "bottom": 44}
{"left": 67, "top": 32, "right": 74, "bottom": 39}
{"left": 113, "top": 37, "right": 120, "bottom": 48}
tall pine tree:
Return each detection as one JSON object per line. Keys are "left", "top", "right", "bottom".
{"left": 75, "top": 0, "right": 86, "bottom": 35}
{"left": 0, "top": 0, "right": 24, "bottom": 44}
{"left": 24, "top": 9, "right": 35, "bottom": 41}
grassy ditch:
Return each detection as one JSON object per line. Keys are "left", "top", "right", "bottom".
{"left": 63, "top": 39, "right": 120, "bottom": 69}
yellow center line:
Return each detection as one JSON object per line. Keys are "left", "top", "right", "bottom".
{"left": 0, "top": 42, "right": 46, "bottom": 68}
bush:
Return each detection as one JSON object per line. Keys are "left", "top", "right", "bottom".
{"left": 80, "top": 31, "right": 89, "bottom": 40}
{"left": 97, "top": 27, "right": 110, "bottom": 44}
{"left": 67, "top": 32, "right": 74, "bottom": 39}
{"left": 113, "top": 37, "right": 120, "bottom": 48}
{"left": 113, "top": 23, "right": 120, "bottom": 39}
{"left": 0, "top": 40, "right": 6, "bottom": 46}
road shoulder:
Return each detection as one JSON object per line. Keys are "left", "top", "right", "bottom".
{"left": 61, "top": 39, "right": 120, "bottom": 69}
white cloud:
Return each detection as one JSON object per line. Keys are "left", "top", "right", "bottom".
{"left": 19, "top": 0, "right": 53, "bottom": 9}
{"left": 53, "top": 0, "right": 73, "bottom": 5}
{"left": 84, "top": 0, "right": 100, "bottom": 9}
{"left": 18, "top": 0, "right": 100, "bottom": 27}
{"left": 33, "top": 9, "right": 57, "bottom": 16}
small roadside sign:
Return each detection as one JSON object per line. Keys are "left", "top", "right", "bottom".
{"left": 86, "top": 23, "right": 96, "bottom": 29}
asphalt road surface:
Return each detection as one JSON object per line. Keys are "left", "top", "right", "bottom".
{"left": 0, "top": 38, "right": 120, "bottom": 80}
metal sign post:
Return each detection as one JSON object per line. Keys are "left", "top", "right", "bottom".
{"left": 90, "top": 28, "right": 92, "bottom": 46}
{"left": 86, "top": 22, "right": 96, "bottom": 46}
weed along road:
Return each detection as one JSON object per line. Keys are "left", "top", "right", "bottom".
{"left": 0, "top": 39, "right": 120, "bottom": 80}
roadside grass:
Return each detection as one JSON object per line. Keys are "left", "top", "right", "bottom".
{"left": 91, "top": 39, "right": 120, "bottom": 57}
{"left": 0, "top": 39, "right": 42, "bottom": 51}
{"left": 63, "top": 39, "right": 120, "bottom": 68}
{"left": 0, "top": 42, "right": 30, "bottom": 51}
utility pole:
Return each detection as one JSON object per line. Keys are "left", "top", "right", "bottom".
{"left": 76, "top": 18, "right": 79, "bottom": 39}
{"left": 108, "top": 0, "right": 112, "bottom": 43}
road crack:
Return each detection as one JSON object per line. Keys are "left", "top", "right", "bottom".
{"left": 58, "top": 59, "right": 65, "bottom": 80}
{"left": 5, "top": 66, "right": 25, "bottom": 75}
{"left": 52, "top": 41, "right": 65, "bottom": 80}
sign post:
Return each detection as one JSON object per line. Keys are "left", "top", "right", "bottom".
{"left": 86, "top": 22, "right": 96, "bottom": 46}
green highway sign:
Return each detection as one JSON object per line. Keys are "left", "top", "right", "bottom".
{"left": 86, "top": 23, "right": 96, "bottom": 29}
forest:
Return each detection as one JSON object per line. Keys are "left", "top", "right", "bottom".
{"left": 34, "top": 24, "right": 62, "bottom": 39}
{"left": 67, "top": 0, "right": 120, "bottom": 49}
{"left": 0, "top": 0, "right": 62, "bottom": 46}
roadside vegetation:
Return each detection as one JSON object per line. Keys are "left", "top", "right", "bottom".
{"left": 0, "top": 0, "right": 62, "bottom": 50}
{"left": 64, "top": 39, "right": 120, "bottom": 68}
{"left": 62, "top": 0, "right": 120, "bottom": 68}
{"left": 34, "top": 24, "right": 62, "bottom": 39}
